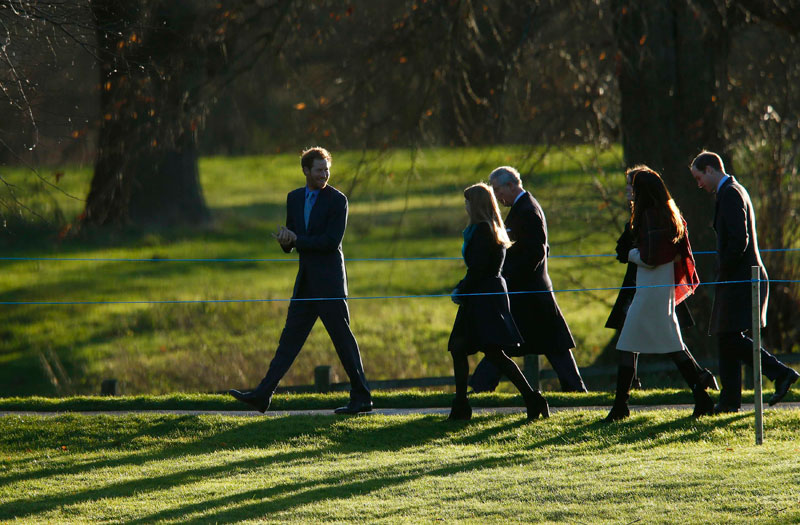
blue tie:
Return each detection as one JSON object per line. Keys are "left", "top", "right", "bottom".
{"left": 304, "top": 192, "right": 316, "bottom": 228}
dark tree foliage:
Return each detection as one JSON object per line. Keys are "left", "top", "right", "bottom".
{"left": 85, "top": 0, "right": 292, "bottom": 227}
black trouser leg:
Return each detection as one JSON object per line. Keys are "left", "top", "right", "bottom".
{"left": 718, "top": 331, "right": 794, "bottom": 408}
{"left": 318, "top": 299, "right": 371, "bottom": 402}
{"left": 257, "top": 299, "right": 318, "bottom": 396}
{"left": 546, "top": 349, "right": 588, "bottom": 392}
{"left": 468, "top": 357, "right": 502, "bottom": 392}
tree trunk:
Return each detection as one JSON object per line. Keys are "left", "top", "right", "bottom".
{"left": 84, "top": 0, "right": 210, "bottom": 227}
{"left": 612, "top": 0, "right": 730, "bottom": 351}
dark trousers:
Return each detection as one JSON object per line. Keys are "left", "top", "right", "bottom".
{"left": 469, "top": 349, "right": 587, "bottom": 392}
{"left": 718, "top": 330, "right": 792, "bottom": 408}
{"left": 258, "top": 297, "right": 371, "bottom": 401}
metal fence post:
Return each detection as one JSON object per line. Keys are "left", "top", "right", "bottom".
{"left": 752, "top": 266, "right": 764, "bottom": 445}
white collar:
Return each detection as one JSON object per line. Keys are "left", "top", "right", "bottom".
{"left": 512, "top": 190, "right": 526, "bottom": 206}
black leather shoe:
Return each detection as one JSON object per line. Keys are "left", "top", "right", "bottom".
{"left": 229, "top": 389, "right": 271, "bottom": 413}
{"left": 602, "top": 402, "right": 630, "bottom": 422}
{"left": 713, "top": 402, "right": 740, "bottom": 414}
{"left": 447, "top": 396, "right": 472, "bottom": 420}
{"left": 699, "top": 368, "right": 719, "bottom": 391}
{"left": 525, "top": 391, "right": 550, "bottom": 420}
{"left": 768, "top": 368, "right": 799, "bottom": 406}
{"left": 334, "top": 399, "right": 373, "bottom": 414}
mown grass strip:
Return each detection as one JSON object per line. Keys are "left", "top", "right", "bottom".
{"left": 0, "top": 388, "right": 795, "bottom": 412}
{"left": 1, "top": 410, "right": 798, "bottom": 523}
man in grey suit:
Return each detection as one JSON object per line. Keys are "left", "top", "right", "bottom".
{"left": 690, "top": 150, "right": 798, "bottom": 413}
{"left": 230, "top": 147, "right": 372, "bottom": 414}
{"left": 469, "top": 166, "right": 587, "bottom": 393}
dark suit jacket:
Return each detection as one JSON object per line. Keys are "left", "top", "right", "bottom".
{"left": 605, "top": 223, "right": 694, "bottom": 330}
{"left": 282, "top": 185, "right": 349, "bottom": 299}
{"left": 710, "top": 175, "right": 768, "bottom": 334}
{"left": 448, "top": 222, "right": 522, "bottom": 354}
{"left": 502, "top": 192, "right": 575, "bottom": 355}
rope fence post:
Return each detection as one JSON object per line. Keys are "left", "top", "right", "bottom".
{"left": 751, "top": 266, "right": 764, "bottom": 445}
{"left": 523, "top": 355, "right": 541, "bottom": 391}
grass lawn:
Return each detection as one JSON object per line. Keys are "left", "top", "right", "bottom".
{"left": 1, "top": 409, "right": 798, "bottom": 523}
{"left": 2, "top": 145, "right": 640, "bottom": 397}
{"left": 0, "top": 389, "right": 797, "bottom": 411}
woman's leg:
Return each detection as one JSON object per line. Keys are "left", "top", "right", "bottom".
{"left": 448, "top": 351, "right": 472, "bottom": 420}
{"left": 680, "top": 346, "right": 719, "bottom": 390}
{"left": 484, "top": 350, "right": 549, "bottom": 419}
{"left": 604, "top": 351, "right": 638, "bottom": 422}
{"left": 669, "top": 349, "right": 714, "bottom": 417}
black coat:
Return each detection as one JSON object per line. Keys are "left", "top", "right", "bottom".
{"left": 502, "top": 192, "right": 575, "bottom": 356}
{"left": 448, "top": 222, "right": 523, "bottom": 355}
{"left": 605, "top": 223, "right": 695, "bottom": 330}
{"left": 709, "top": 175, "right": 768, "bottom": 334}
{"left": 282, "top": 185, "right": 349, "bottom": 299}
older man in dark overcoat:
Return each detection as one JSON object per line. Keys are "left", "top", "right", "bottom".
{"left": 469, "top": 166, "right": 587, "bottom": 392}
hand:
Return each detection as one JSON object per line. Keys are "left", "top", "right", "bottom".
{"left": 451, "top": 288, "right": 463, "bottom": 305}
{"left": 272, "top": 226, "right": 297, "bottom": 246}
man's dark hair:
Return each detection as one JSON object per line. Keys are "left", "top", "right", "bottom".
{"left": 691, "top": 151, "right": 724, "bottom": 173}
{"left": 301, "top": 147, "right": 332, "bottom": 171}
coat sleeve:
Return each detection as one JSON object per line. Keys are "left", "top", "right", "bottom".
{"left": 457, "top": 223, "right": 499, "bottom": 293}
{"left": 637, "top": 210, "right": 677, "bottom": 266}
{"left": 717, "top": 188, "right": 749, "bottom": 275}
{"left": 280, "top": 193, "right": 297, "bottom": 253}
{"left": 508, "top": 205, "right": 547, "bottom": 273}
{"left": 615, "top": 224, "right": 633, "bottom": 263}
{"left": 294, "top": 192, "right": 347, "bottom": 252}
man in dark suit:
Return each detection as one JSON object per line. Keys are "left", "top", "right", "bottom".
{"left": 469, "top": 166, "right": 588, "bottom": 393}
{"left": 690, "top": 150, "right": 798, "bottom": 413}
{"left": 229, "top": 147, "right": 372, "bottom": 414}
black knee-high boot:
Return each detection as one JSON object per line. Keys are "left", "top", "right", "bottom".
{"left": 679, "top": 347, "right": 719, "bottom": 391}
{"left": 448, "top": 351, "right": 472, "bottom": 420}
{"left": 672, "top": 352, "right": 714, "bottom": 417}
{"left": 604, "top": 365, "right": 635, "bottom": 422}
{"left": 486, "top": 350, "right": 549, "bottom": 420}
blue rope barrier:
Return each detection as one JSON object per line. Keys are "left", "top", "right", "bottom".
{"left": 2, "top": 279, "right": 798, "bottom": 306}
{"left": 1, "top": 247, "right": 798, "bottom": 263}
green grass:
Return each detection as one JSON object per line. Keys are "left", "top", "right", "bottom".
{"left": 0, "top": 389, "right": 796, "bottom": 412}
{"left": 1, "top": 410, "right": 798, "bottom": 523}
{"left": 2, "top": 145, "right": 651, "bottom": 396}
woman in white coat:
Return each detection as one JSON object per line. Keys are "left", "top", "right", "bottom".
{"left": 604, "top": 166, "right": 713, "bottom": 421}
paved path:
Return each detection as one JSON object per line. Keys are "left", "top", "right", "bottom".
{"left": 3, "top": 403, "right": 799, "bottom": 417}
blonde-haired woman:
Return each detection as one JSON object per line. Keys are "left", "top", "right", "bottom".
{"left": 448, "top": 183, "right": 549, "bottom": 420}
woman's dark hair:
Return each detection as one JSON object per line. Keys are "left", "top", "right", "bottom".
{"left": 628, "top": 165, "right": 685, "bottom": 243}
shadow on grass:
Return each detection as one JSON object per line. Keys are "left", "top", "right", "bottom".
{"left": 0, "top": 408, "right": 785, "bottom": 522}
{"left": 0, "top": 413, "right": 471, "bottom": 520}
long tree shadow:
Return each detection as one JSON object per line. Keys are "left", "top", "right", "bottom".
{"left": 0, "top": 413, "right": 465, "bottom": 519}
{"left": 124, "top": 443, "right": 531, "bottom": 524}
{"left": 0, "top": 410, "right": 771, "bottom": 521}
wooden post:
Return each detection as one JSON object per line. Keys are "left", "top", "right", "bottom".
{"left": 523, "top": 355, "right": 541, "bottom": 391}
{"left": 314, "top": 365, "right": 332, "bottom": 393}
{"left": 752, "top": 266, "right": 764, "bottom": 445}
{"left": 100, "top": 379, "right": 118, "bottom": 396}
